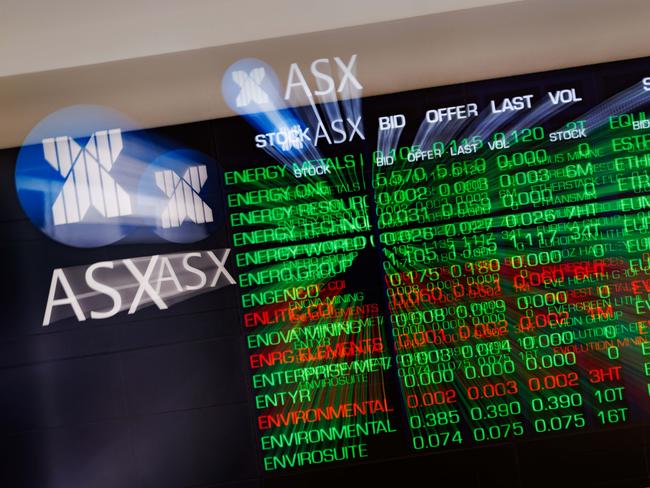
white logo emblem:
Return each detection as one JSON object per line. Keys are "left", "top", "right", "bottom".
{"left": 42, "top": 128, "right": 132, "bottom": 226}
{"left": 155, "top": 165, "right": 214, "bottom": 228}
{"left": 232, "top": 67, "right": 270, "bottom": 107}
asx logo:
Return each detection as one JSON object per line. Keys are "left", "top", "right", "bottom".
{"left": 283, "top": 54, "right": 363, "bottom": 101}
{"left": 15, "top": 106, "right": 221, "bottom": 247}
{"left": 232, "top": 67, "right": 270, "bottom": 108}
{"left": 154, "top": 165, "right": 213, "bottom": 228}
{"left": 43, "top": 129, "right": 133, "bottom": 226}
{"left": 222, "top": 57, "right": 365, "bottom": 151}
{"left": 43, "top": 249, "right": 235, "bottom": 326}
{"left": 222, "top": 55, "right": 363, "bottom": 112}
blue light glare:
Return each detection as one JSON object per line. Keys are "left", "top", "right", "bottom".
{"left": 15, "top": 105, "right": 222, "bottom": 248}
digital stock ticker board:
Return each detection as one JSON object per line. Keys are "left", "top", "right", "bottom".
{"left": 4, "top": 55, "right": 650, "bottom": 487}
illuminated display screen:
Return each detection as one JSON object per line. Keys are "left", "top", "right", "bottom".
{"left": 215, "top": 55, "right": 650, "bottom": 484}
{"left": 3, "top": 56, "right": 650, "bottom": 487}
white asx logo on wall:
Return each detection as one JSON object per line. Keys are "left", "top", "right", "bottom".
{"left": 232, "top": 67, "right": 270, "bottom": 108}
{"left": 155, "top": 165, "right": 214, "bottom": 228}
{"left": 43, "top": 129, "right": 132, "bottom": 225}
{"left": 15, "top": 105, "right": 222, "bottom": 247}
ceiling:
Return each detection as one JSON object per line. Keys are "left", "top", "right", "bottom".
{"left": 1, "top": 0, "right": 650, "bottom": 149}
{"left": 0, "top": 0, "right": 518, "bottom": 77}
